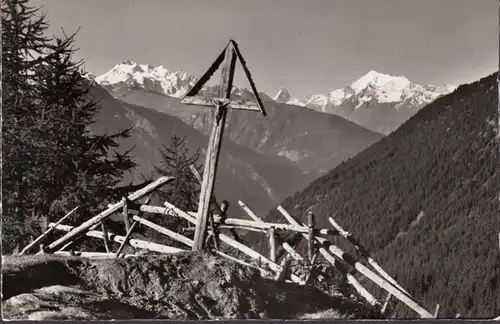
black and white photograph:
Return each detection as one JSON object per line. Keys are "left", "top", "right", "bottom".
{"left": 1, "top": 0, "right": 499, "bottom": 320}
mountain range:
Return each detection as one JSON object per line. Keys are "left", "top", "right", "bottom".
{"left": 95, "top": 61, "right": 456, "bottom": 135}
{"left": 249, "top": 73, "right": 498, "bottom": 318}
{"left": 92, "top": 62, "right": 384, "bottom": 175}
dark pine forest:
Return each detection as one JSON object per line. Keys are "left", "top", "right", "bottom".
{"left": 248, "top": 73, "right": 499, "bottom": 318}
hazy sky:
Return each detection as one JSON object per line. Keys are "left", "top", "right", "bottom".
{"left": 30, "top": 0, "right": 498, "bottom": 98}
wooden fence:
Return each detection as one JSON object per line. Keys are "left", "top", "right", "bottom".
{"left": 21, "top": 174, "right": 437, "bottom": 319}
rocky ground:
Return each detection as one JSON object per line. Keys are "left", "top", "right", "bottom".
{"left": 2, "top": 252, "right": 382, "bottom": 320}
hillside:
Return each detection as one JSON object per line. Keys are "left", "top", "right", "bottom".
{"left": 2, "top": 253, "right": 379, "bottom": 320}
{"left": 254, "top": 73, "right": 499, "bottom": 318}
{"left": 107, "top": 86, "right": 383, "bottom": 174}
{"left": 88, "top": 84, "right": 315, "bottom": 215}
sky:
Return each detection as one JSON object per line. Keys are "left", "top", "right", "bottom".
{"left": 30, "top": 0, "right": 498, "bottom": 99}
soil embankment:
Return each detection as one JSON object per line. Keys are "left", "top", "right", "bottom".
{"left": 2, "top": 252, "right": 379, "bottom": 320}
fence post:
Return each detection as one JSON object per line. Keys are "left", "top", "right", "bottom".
{"left": 308, "top": 211, "right": 315, "bottom": 263}
{"left": 268, "top": 227, "right": 276, "bottom": 262}
{"left": 122, "top": 197, "right": 130, "bottom": 232}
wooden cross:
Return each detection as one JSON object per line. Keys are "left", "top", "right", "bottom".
{"left": 181, "top": 39, "right": 267, "bottom": 251}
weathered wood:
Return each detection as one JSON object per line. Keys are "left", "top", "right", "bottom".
{"left": 307, "top": 211, "right": 315, "bottom": 263}
{"left": 45, "top": 176, "right": 173, "bottom": 252}
{"left": 54, "top": 251, "right": 136, "bottom": 259}
{"left": 274, "top": 254, "right": 292, "bottom": 282}
{"left": 320, "top": 244, "right": 380, "bottom": 307}
{"left": 49, "top": 223, "right": 185, "bottom": 254}
{"left": 183, "top": 225, "right": 267, "bottom": 233}
{"left": 319, "top": 237, "right": 433, "bottom": 318}
{"left": 282, "top": 242, "right": 305, "bottom": 261}
{"left": 328, "top": 217, "right": 411, "bottom": 297}
{"left": 163, "top": 201, "right": 304, "bottom": 284}
{"left": 115, "top": 221, "right": 138, "bottom": 258}
{"left": 268, "top": 227, "right": 276, "bottom": 262}
{"left": 189, "top": 164, "right": 220, "bottom": 250}
{"left": 434, "top": 304, "right": 440, "bottom": 318}
{"left": 133, "top": 215, "right": 194, "bottom": 247}
{"left": 100, "top": 221, "right": 111, "bottom": 253}
{"left": 381, "top": 294, "right": 392, "bottom": 314}
{"left": 181, "top": 96, "right": 262, "bottom": 111}
{"left": 230, "top": 40, "right": 267, "bottom": 116}
{"left": 212, "top": 250, "right": 271, "bottom": 277}
{"left": 238, "top": 200, "right": 305, "bottom": 261}
{"left": 192, "top": 42, "right": 237, "bottom": 251}
{"left": 122, "top": 197, "right": 130, "bottom": 232}
{"left": 277, "top": 206, "right": 380, "bottom": 307}
{"left": 20, "top": 206, "right": 80, "bottom": 255}
{"left": 222, "top": 218, "right": 309, "bottom": 232}
{"left": 189, "top": 164, "right": 222, "bottom": 213}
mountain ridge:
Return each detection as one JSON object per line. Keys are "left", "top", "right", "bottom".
{"left": 94, "top": 62, "right": 456, "bottom": 135}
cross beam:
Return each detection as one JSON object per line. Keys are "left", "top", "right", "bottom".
{"left": 181, "top": 40, "right": 266, "bottom": 251}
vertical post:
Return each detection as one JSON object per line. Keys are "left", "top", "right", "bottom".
{"left": 100, "top": 220, "right": 111, "bottom": 253}
{"left": 122, "top": 197, "right": 130, "bottom": 232}
{"left": 268, "top": 227, "right": 276, "bottom": 262}
{"left": 192, "top": 44, "right": 237, "bottom": 251}
{"left": 308, "top": 211, "right": 315, "bottom": 263}
{"left": 434, "top": 304, "right": 440, "bottom": 318}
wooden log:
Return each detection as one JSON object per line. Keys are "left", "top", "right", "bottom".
{"left": 282, "top": 243, "right": 305, "bottom": 261}
{"left": 276, "top": 206, "right": 436, "bottom": 317}
{"left": 319, "top": 237, "right": 433, "bottom": 318}
{"left": 192, "top": 44, "right": 236, "bottom": 251}
{"left": 328, "top": 217, "right": 411, "bottom": 297}
{"left": 212, "top": 250, "right": 271, "bottom": 277}
{"left": 115, "top": 221, "right": 138, "bottom": 258}
{"left": 381, "top": 294, "right": 392, "bottom": 314}
{"left": 434, "top": 304, "right": 440, "bottom": 318}
{"left": 308, "top": 211, "right": 315, "bottom": 263}
{"left": 20, "top": 206, "right": 80, "bottom": 255}
{"left": 189, "top": 164, "right": 222, "bottom": 250}
{"left": 163, "top": 201, "right": 304, "bottom": 284}
{"left": 181, "top": 96, "right": 261, "bottom": 112}
{"left": 274, "top": 254, "right": 292, "bottom": 282}
{"left": 49, "top": 223, "right": 186, "bottom": 254}
{"left": 100, "top": 221, "right": 111, "bottom": 253}
{"left": 45, "top": 176, "right": 173, "bottom": 252}
{"left": 238, "top": 200, "right": 305, "bottom": 261}
{"left": 320, "top": 244, "right": 380, "bottom": 307}
{"left": 276, "top": 206, "right": 380, "bottom": 307}
{"left": 122, "top": 197, "right": 130, "bottom": 232}
{"left": 182, "top": 225, "right": 267, "bottom": 233}
{"left": 54, "top": 251, "right": 136, "bottom": 259}
{"left": 133, "top": 215, "right": 194, "bottom": 247}
{"left": 268, "top": 227, "right": 276, "bottom": 262}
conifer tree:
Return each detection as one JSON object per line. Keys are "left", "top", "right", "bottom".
{"left": 2, "top": 0, "right": 138, "bottom": 253}
{"left": 148, "top": 134, "right": 202, "bottom": 246}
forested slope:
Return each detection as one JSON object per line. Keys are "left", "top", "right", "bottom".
{"left": 253, "top": 73, "right": 499, "bottom": 318}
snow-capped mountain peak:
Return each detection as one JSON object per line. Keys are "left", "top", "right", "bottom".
{"left": 273, "top": 88, "right": 291, "bottom": 103}
{"left": 295, "top": 70, "right": 457, "bottom": 111}
{"left": 349, "top": 70, "right": 411, "bottom": 94}
{"left": 95, "top": 61, "right": 198, "bottom": 98}
{"left": 275, "top": 70, "right": 457, "bottom": 134}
